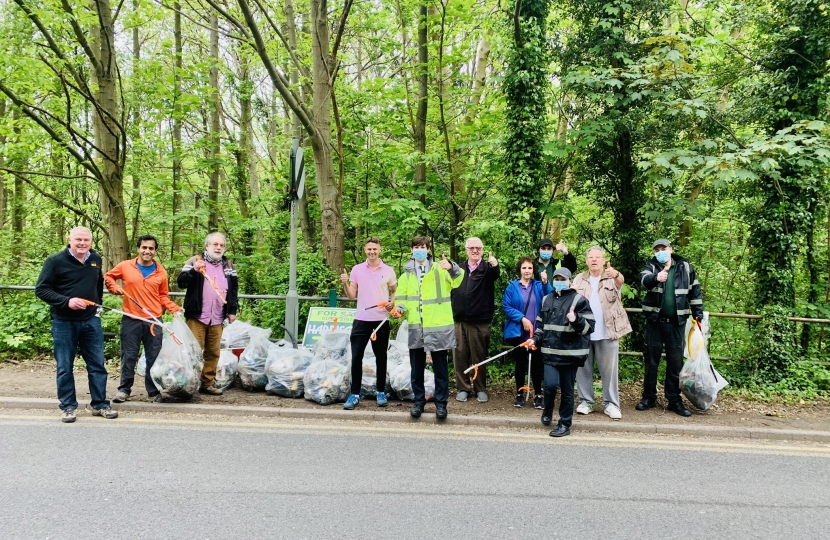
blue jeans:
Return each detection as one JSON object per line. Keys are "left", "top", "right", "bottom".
{"left": 51, "top": 317, "right": 109, "bottom": 411}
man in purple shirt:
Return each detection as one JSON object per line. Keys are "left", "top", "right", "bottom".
{"left": 340, "top": 237, "right": 398, "bottom": 409}
{"left": 178, "top": 232, "right": 239, "bottom": 396}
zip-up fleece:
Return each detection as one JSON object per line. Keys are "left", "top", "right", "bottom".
{"left": 395, "top": 256, "right": 464, "bottom": 352}
{"left": 532, "top": 289, "right": 595, "bottom": 368}
{"left": 105, "top": 258, "right": 180, "bottom": 318}
{"left": 639, "top": 254, "right": 703, "bottom": 325}
{"left": 177, "top": 255, "right": 239, "bottom": 320}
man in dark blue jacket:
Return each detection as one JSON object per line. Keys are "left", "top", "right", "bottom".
{"left": 523, "top": 267, "right": 594, "bottom": 437}
{"left": 35, "top": 227, "right": 118, "bottom": 423}
{"left": 637, "top": 239, "right": 704, "bottom": 417}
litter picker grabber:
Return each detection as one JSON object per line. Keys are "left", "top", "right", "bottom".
{"left": 369, "top": 307, "right": 402, "bottom": 341}
{"left": 80, "top": 299, "right": 182, "bottom": 345}
{"left": 195, "top": 256, "right": 227, "bottom": 304}
{"left": 517, "top": 331, "right": 535, "bottom": 401}
{"left": 463, "top": 339, "right": 536, "bottom": 384}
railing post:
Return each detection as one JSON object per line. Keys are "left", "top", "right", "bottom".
{"left": 328, "top": 288, "right": 337, "bottom": 307}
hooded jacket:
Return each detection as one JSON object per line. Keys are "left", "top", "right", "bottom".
{"left": 532, "top": 288, "right": 594, "bottom": 368}
{"left": 395, "top": 256, "right": 464, "bottom": 352}
{"left": 639, "top": 253, "right": 703, "bottom": 325}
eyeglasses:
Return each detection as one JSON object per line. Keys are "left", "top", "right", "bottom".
{"left": 208, "top": 242, "right": 226, "bottom": 248}
{"left": 465, "top": 247, "right": 483, "bottom": 251}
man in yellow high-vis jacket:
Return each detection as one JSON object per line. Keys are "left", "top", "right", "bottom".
{"left": 395, "top": 235, "right": 464, "bottom": 420}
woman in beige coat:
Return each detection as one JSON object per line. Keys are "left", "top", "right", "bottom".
{"left": 571, "top": 246, "right": 632, "bottom": 419}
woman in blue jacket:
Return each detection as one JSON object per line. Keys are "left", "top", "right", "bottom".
{"left": 503, "top": 257, "right": 551, "bottom": 409}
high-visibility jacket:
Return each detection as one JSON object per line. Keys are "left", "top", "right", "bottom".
{"left": 639, "top": 254, "right": 703, "bottom": 326}
{"left": 532, "top": 289, "right": 595, "bottom": 368}
{"left": 395, "top": 256, "right": 464, "bottom": 352}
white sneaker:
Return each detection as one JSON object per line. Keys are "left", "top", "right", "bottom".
{"left": 604, "top": 404, "right": 622, "bottom": 420}
{"left": 576, "top": 401, "right": 593, "bottom": 415}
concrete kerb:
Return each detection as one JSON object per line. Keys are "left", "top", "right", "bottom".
{"left": 2, "top": 396, "right": 829, "bottom": 443}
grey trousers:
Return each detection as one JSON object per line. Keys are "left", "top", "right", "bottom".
{"left": 576, "top": 338, "right": 620, "bottom": 409}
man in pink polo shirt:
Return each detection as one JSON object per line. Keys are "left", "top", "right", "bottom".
{"left": 340, "top": 237, "right": 398, "bottom": 409}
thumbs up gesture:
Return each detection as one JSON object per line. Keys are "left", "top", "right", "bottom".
{"left": 439, "top": 254, "right": 452, "bottom": 271}
{"left": 488, "top": 251, "right": 498, "bottom": 266}
{"left": 340, "top": 268, "right": 349, "bottom": 285}
{"left": 566, "top": 306, "right": 576, "bottom": 323}
{"left": 606, "top": 260, "right": 619, "bottom": 280}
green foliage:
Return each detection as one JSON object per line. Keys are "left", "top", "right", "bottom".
{"left": 744, "top": 304, "right": 800, "bottom": 383}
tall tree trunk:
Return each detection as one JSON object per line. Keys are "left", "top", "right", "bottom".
{"left": 11, "top": 108, "right": 25, "bottom": 265}
{"left": 0, "top": 99, "right": 7, "bottom": 227}
{"left": 414, "top": 4, "right": 428, "bottom": 213}
{"left": 171, "top": 2, "right": 183, "bottom": 258}
{"left": 130, "top": 0, "right": 141, "bottom": 247}
{"left": 90, "top": 0, "right": 129, "bottom": 268}
{"left": 207, "top": 12, "right": 221, "bottom": 231}
{"left": 310, "top": 0, "right": 344, "bottom": 271}
{"left": 801, "top": 198, "right": 820, "bottom": 350}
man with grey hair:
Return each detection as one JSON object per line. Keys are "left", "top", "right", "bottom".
{"left": 571, "top": 246, "right": 631, "bottom": 419}
{"left": 178, "top": 232, "right": 239, "bottom": 395}
{"left": 451, "top": 236, "right": 500, "bottom": 402}
{"left": 35, "top": 226, "right": 118, "bottom": 422}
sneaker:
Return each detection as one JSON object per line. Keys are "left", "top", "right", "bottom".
{"left": 456, "top": 391, "right": 468, "bottom": 402}
{"left": 90, "top": 406, "right": 118, "bottom": 419}
{"left": 476, "top": 391, "right": 489, "bottom": 403}
{"left": 61, "top": 409, "right": 76, "bottom": 423}
{"left": 604, "top": 404, "right": 622, "bottom": 420}
{"left": 112, "top": 391, "right": 130, "bottom": 403}
{"left": 376, "top": 392, "right": 388, "bottom": 407}
{"left": 533, "top": 395, "right": 544, "bottom": 410}
{"left": 343, "top": 394, "right": 360, "bottom": 410}
{"left": 513, "top": 394, "right": 525, "bottom": 408}
{"left": 576, "top": 401, "right": 593, "bottom": 415}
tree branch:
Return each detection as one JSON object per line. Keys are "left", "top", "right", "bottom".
{"left": 60, "top": 0, "right": 103, "bottom": 73}
{"left": 250, "top": 0, "right": 311, "bottom": 80}
{"left": 11, "top": 171, "right": 108, "bottom": 233}
{"left": 330, "top": 0, "right": 353, "bottom": 69}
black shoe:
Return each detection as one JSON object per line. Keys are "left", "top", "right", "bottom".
{"left": 549, "top": 424, "right": 570, "bottom": 437}
{"left": 541, "top": 411, "right": 553, "bottom": 426}
{"left": 668, "top": 401, "right": 692, "bottom": 417}
{"left": 435, "top": 404, "right": 448, "bottom": 420}
{"left": 533, "top": 395, "right": 544, "bottom": 410}
{"left": 513, "top": 394, "right": 524, "bottom": 408}
{"left": 410, "top": 404, "right": 423, "bottom": 418}
{"left": 635, "top": 398, "right": 656, "bottom": 411}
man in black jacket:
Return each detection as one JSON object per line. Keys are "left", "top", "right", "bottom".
{"left": 534, "top": 238, "right": 577, "bottom": 284}
{"left": 451, "top": 237, "right": 500, "bottom": 403}
{"left": 523, "top": 267, "right": 594, "bottom": 437}
{"left": 636, "top": 239, "right": 704, "bottom": 417}
{"left": 35, "top": 227, "right": 118, "bottom": 423}
{"left": 177, "top": 232, "right": 239, "bottom": 396}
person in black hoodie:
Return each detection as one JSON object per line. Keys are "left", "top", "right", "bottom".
{"left": 450, "top": 237, "right": 500, "bottom": 403}
{"left": 35, "top": 227, "right": 118, "bottom": 423}
{"left": 522, "top": 267, "right": 594, "bottom": 437}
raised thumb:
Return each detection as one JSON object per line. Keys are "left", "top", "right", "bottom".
{"left": 442, "top": 254, "right": 447, "bottom": 260}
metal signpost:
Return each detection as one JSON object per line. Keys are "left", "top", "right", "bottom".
{"left": 285, "top": 139, "right": 306, "bottom": 345}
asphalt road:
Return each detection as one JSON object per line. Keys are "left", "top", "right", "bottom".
{"left": 1, "top": 409, "right": 828, "bottom": 539}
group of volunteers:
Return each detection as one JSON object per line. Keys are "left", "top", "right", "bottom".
{"left": 35, "top": 227, "right": 238, "bottom": 423}
{"left": 35, "top": 226, "right": 704, "bottom": 437}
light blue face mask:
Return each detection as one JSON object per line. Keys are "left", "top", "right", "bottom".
{"left": 655, "top": 250, "right": 670, "bottom": 264}
{"left": 539, "top": 251, "right": 553, "bottom": 261}
{"left": 552, "top": 280, "right": 569, "bottom": 292}
{"left": 412, "top": 249, "right": 428, "bottom": 262}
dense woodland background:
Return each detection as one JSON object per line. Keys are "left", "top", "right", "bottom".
{"left": 0, "top": 0, "right": 827, "bottom": 397}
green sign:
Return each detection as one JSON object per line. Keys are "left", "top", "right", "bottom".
{"left": 302, "top": 307, "right": 356, "bottom": 349}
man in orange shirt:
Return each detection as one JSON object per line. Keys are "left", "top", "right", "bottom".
{"left": 105, "top": 235, "right": 182, "bottom": 403}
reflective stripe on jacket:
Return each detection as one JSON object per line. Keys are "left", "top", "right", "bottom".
{"left": 639, "top": 254, "right": 703, "bottom": 325}
{"left": 532, "top": 289, "right": 594, "bottom": 368}
{"left": 395, "top": 257, "right": 464, "bottom": 352}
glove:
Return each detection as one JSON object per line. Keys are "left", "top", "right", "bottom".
{"left": 519, "top": 338, "right": 536, "bottom": 350}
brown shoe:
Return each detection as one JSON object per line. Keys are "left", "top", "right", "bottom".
{"left": 198, "top": 385, "right": 224, "bottom": 396}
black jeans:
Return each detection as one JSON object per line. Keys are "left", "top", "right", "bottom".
{"left": 642, "top": 319, "right": 684, "bottom": 403}
{"left": 349, "top": 319, "right": 390, "bottom": 395}
{"left": 507, "top": 336, "right": 543, "bottom": 394}
{"left": 410, "top": 348, "right": 449, "bottom": 407}
{"left": 543, "top": 364, "right": 578, "bottom": 428}
{"left": 119, "top": 316, "right": 164, "bottom": 397}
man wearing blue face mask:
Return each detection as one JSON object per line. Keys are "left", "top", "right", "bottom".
{"left": 637, "top": 239, "right": 704, "bottom": 417}
{"left": 535, "top": 239, "right": 577, "bottom": 285}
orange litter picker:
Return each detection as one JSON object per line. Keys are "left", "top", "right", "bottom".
{"left": 463, "top": 339, "right": 535, "bottom": 383}
{"left": 369, "top": 307, "right": 402, "bottom": 341}
{"left": 195, "top": 256, "right": 227, "bottom": 304}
